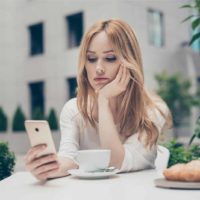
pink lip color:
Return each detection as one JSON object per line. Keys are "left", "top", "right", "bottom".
{"left": 94, "top": 78, "right": 109, "bottom": 84}
{"left": 94, "top": 78, "right": 108, "bottom": 81}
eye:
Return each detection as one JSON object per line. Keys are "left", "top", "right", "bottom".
{"left": 105, "top": 56, "right": 117, "bottom": 62}
{"left": 87, "top": 56, "right": 97, "bottom": 63}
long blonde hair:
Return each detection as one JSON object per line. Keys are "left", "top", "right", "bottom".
{"left": 77, "top": 19, "right": 171, "bottom": 148}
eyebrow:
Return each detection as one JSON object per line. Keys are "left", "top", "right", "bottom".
{"left": 87, "top": 50, "right": 114, "bottom": 54}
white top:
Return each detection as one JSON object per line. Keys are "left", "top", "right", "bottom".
{"left": 58, "top": 98, "right": 167, "bottom": 172}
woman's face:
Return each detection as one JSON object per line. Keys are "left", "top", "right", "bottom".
{"left": 85, "top": 31, "right": 121, "bottom": 91}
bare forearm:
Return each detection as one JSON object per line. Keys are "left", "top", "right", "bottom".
{"left": 98, "top": 96, "right": 125, "bottom": 169}
{"left": 48, "top": 156, "right": 78, "bottom": 179}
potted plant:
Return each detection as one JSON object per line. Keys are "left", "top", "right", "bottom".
{"left": 46, "top": 108, "right": 58, "bottom": 130}
{"left": 0, "top": 142, "right": 16, "bottom": 180}
{"left": 12, "top": 106, "right": 26, "bottom": 132}
{"left": 0, "top": 107, "right": 7, "bottom": 132}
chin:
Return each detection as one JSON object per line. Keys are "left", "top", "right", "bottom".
{"left": 95, "top": 83, "right": 105, "bottom": 89}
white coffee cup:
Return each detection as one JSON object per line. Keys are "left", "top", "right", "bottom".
{"left": 76, "top": 149, "right": 111, "bottom": 172}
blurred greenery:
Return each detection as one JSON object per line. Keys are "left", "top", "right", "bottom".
{"left": 155, "top": 72, "right": 200, "bottom": 137}
{"left": 46, "top": 108, "right": 58, "bottom": 130}
{"left": 164, "top": 140, "right": 200, "bottom": 167}
{"left": 0, "top": 107, "right": 7, "bottom": 132}
{"left": 189, "top": 116, "right": 200, "bottom": 145}
{"left": 12, "top": 106, "right": 26, "bottom": 132}
{"left": 0, "top": 106, "right": 59, "bottom": 132}
{"left": 0, "top": 142, "right": 15, "bottom": 180}
{"left": 181, "top": 0, "right": 200, "bottom": 45}
{"left": 32, "top": 107, "right": 45, "bottom": 120}
{"left": 164, "top": 112, "right": 200, "bottom": 167}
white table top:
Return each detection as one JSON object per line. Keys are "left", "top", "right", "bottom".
{"left": 0, "top": 170, "right": 199, "bottom": 200}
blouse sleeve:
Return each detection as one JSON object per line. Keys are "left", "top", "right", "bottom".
{"left": 58, "top": 98, "right": 80, "bottom": 163}
{"left": 120, "top": 103, "right": 168, "bottom": 172}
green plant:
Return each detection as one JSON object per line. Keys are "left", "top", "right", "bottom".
{"left": 47, "top": 108, "right": 58, "bottom": 130}
{"left": 12, "top": 106, "right": 26, "bottom": 132}
{"left": 189, "top": 116, "right": 200, "bottom": 145}
{"left": 0, "top": 107, "right": 7, "bottom": 132}
{"left": 164, "top": 140, "right": 200, "bottom": 167}
{"left": 164, "top": 114, "right": 200, "bottom": 167}
{"left": 164, "top": 140, "right": 189, "bottom": 167}
{"left": 181, "top": 0, "right": 200, "bottom": 45}
{"left": 32, "top": 107, "right": 45, "bottom": 120}
{"left": 189, "top": 144, "right": 200, "bottom": 159}
{"left": 155, "top": 72, "right": 200, "bottom": 137}
{"left": 0, "top": 142, "right": 15, "bottom": 180}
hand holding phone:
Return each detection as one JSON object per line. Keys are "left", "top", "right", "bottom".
{"left": 25, "top": 120, "right": 56, "bottom": 157}
{"left": 24, "top": 120, "right": 59, "bottom": 181}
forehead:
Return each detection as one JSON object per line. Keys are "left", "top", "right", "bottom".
{"left": 87, "top": 31, "right": 114, "bottom": 53}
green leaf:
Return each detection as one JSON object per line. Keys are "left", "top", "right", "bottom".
{"left": 189, "top": 32, "right": 200, "bottom": 45}
{"left": 192, "top": 17, "right": 200, "bottom": 30}
{"left": 189, "top": 134, "right": 196, "bottom": 145}
{"left": 180, "top": 4, "right": 193, "bottom": 9}
{"left": 195, "top": 0, "right": 200, "bottom": 8}
{"left": 181, "top": 15, "right": 195, "bottom": 23}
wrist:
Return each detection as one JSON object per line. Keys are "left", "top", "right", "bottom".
{"left": 98, "top": 95, "right": 109, "bottom": 105}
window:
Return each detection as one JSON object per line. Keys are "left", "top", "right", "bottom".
{"left": 28, "top": 22, "right": 44, "bottom": 56}
{"left": 147, "top": 9, "right": 165, "bottom": 47}
{"left": 66, "top": 12, "right": 84, "bottom": 48}
{"left": 29, "top": 81, "right": 45, "bottom": 119}
{"left": 67, "top": 77, "right": 77, "bottom": 99}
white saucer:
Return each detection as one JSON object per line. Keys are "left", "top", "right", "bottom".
{"left": 68, "top": 169, "right": 120, "bottom": 179}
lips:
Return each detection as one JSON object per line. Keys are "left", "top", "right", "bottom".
{"left": 94, "top": 77, "right": 109, "bottom": 81}
{"left": 94, "top": 77, "right": 109, "bottom": 84}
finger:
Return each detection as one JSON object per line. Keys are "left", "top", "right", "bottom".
{"left": 34, "top": 162, "right": 59, "bottom": 175}
{"left": 26, "top": 144, "right": 47, "bottom": 158}
{"left": 25, "top": 144, "right": 47, "bottom": 164}
{"left": 122, "top": 68, "right": 130, "bottom": 83}
{"left": 115, "top": 64, "right": 123, "bottom": 83}
{"left": 119, "top": 65, "right": 127, "bottom": 84}
{"left": 25, "top": 145, "right": 47, "bottom": 164}
{"left": 28, "top": 154, "right": 57, "bottom": 171}
{"left": 36, "top": 167, "right": 60, "bottom": 181}
{"left": 123, "top": 70, "right": 131, "bottom": 87}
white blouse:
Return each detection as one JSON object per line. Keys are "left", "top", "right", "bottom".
{"left": 58, "top": 98, "right": 167, "bottom": 172}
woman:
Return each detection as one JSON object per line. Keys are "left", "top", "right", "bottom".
{"left": 25, "top": 19, "right": 171, "bottom": 181}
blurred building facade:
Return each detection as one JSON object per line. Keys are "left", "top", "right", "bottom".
{"left": 0, "top": 0, "right": 200, "bottom": 153}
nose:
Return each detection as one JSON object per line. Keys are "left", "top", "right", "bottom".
{"left": 96, "top": 68, "right": 105, "bottom": 75}
{"left": 96, "top": 62, "right": 105, "bottom": 75}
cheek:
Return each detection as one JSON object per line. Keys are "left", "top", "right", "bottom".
{"left": 110, "top": 65, "right": 120, "bottom": 80}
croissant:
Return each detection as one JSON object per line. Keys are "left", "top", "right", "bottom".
{"left": 163, "top": 160, "right": 200, "bottom": 182}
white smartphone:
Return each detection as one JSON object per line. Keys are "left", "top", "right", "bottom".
{"left": 25, "top": 120, "right": 56, "bottom": 157}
